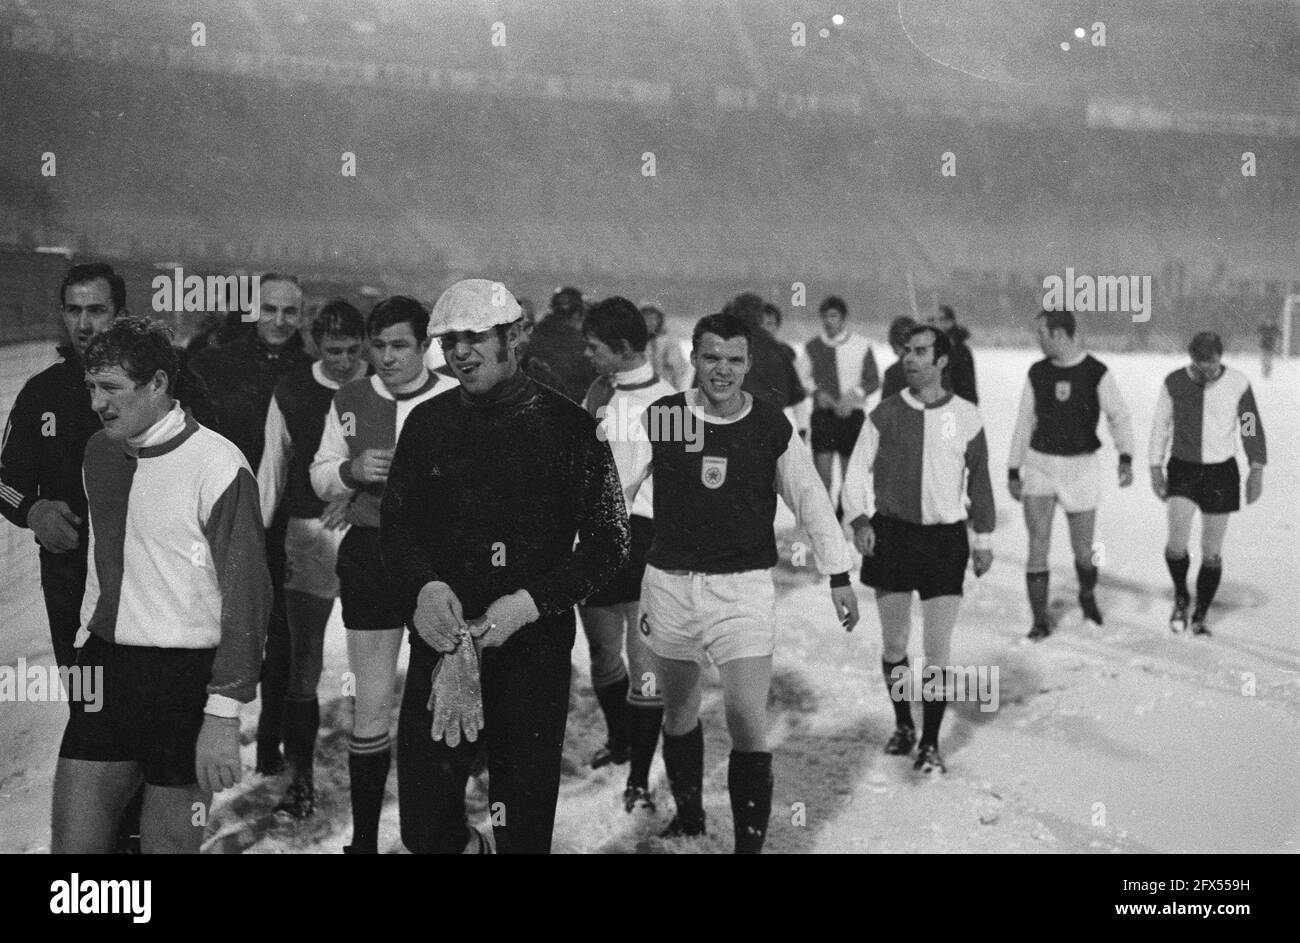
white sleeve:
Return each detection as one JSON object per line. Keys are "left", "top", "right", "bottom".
{"left": 256, "top": 396, "right": 291, "bottom": 528}
{"left": 310, "top": 401, "right": 355, "bottom": 502}
{"left": 841, "top": 411, "right": 878, "bottom": 527}
{"left": 775, "top": 428, "right": 853, "bottom": 575}
{"left": 1007, "top": 378, "right": 1036, "bottom": 470}
{"left": 620, "top": 413, "right": 654, "bottom": 512}
{"left": 1098, "top": 370, "right": 1135, "bottom": 458}
{"left": 1148, "top": 383, "right": 1173, "bottom": 466}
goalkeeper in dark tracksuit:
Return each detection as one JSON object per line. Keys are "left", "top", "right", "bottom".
{"left": 381, "top": 279, "right": 629, "bottom": 854}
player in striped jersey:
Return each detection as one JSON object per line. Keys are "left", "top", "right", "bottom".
{"left": 1008, "top": 310, "right": 1134, "bottom": 640}
{"left": 310, "top": 297, "right": 457, "bottom": 852}
{"left": 620, "top": 312, "right": 860, "bottom": 853}
{"left": 843, "top": 324, "right": 996, "bottom": 774}
{"left": 256, "top": 300, "right": 369, "bottom": 819}
{"left": 1150, "top": 332, "right": 1266, "bottom": 636}
{"left": 578, "top": 298, "right": 676, "bottom": 812}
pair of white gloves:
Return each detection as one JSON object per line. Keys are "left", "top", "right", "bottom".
{"left": 414, "top": 583, "right": 539, "bottom": 748}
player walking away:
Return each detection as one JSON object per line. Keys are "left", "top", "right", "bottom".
{"left": 1008, "top": 310, "right": 1134, "bottom": 641}
{"left": 1149, "top": 332, "right": 1266, "bottom": 636}
{"left": 721, "top": 292, "right": 807, "bottom": 411}
{"left": 525, "top": 286, "right": 596, "bottom": 402}
{"left": 1257, "top": 317, "right": 1281, "bottom": 379}
{"left": 52, "top": 318, "right": 270, "bottom": 853}
{"left": 842, "top": 324, "right": 995, "bottom": 774}
{"left": 577, "top": 297, "right": 676, "bottom": 811}
{"left": 310, "top": 296, "right": 455, "bottom": 852}
{"left": 642, "top": 302, "right": 691, "bottom": 391}
{"left": 879, "top": 316, "right": 916, "bottom": 400}
{"left": 191, "top": 273, "right": 312, "bottom": 776}
{"left": 620, "top": 312, "right": 860, "bottom": 853}
{"left": 381, "top": 279, "right": 628, "bottom": 854}
{"left": 256, "top": 300, "right": 369, "bottom": 819}
{"left": 804, "top": 296, "right": 882, "bottom": 510}
{"left": 931, "top": 305, "right": 978, "bottom": 403}
{"left": 764, "top": 302, "right": 812, "bottom": 440}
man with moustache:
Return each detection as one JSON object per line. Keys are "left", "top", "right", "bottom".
{"left": 381, "top": 279, "right": 628, "bottom": 854}
{"left": 52, "top": 317, "right": 270, "bottom": 853}
{"left": 190, "top": 273, "right": 312, "bottom": 776}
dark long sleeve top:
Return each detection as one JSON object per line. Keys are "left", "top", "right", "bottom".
{"left": 380, "top": 373, "right": 629, "bottom": 653}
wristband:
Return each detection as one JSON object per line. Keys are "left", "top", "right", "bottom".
{"left": 829, "top": 572, "right": 850, "bottom": 589}
{"left": 971, "top": 532, "right": 992, "bottom": 552}
{"left": 1007, "top": 468, "right": 1020, "bottom": 482}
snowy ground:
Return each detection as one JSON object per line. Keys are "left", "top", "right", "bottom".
{"left": 2, "top": 347, "right": 1296, "bottom": 853}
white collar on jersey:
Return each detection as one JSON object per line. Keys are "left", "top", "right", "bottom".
{"left": 612, "top": 361, "right": 654, "bottom": 388}
{"left": 126, "top": 402, "right": 187, "bottom": 451}
{"left": 819, "top": 328, "right": 858, "bottom": 347}
{"left": 687, "top": 387, "right": 753, "bottom": 424}
{"left": 312, "top": 359, "right": 366, "bottom": 390}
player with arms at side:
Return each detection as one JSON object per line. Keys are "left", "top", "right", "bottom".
{"left": 52, "top": 318, "right": 270, "bottom": 853}
{"left": 1150, "top": 331, "right": 1266, "bottom": 636}
{"left": 843, "top": 324, "right": 995, "bottom": 773}
{"left": 1008, "top": 310, "right": 1134, "bottom": 640}
{"left": 621, "top": 312, "right": 859, "bottom": 853}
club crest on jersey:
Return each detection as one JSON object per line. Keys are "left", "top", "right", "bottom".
{"left": 701, "top": 456, "right": 727, "bottom": 489}
{"left": 1055, "top": 380, "right": 1072, "bottom": 402}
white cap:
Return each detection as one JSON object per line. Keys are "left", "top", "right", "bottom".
{"left": 428, "top": 278, "right": 522, "bottom": 337}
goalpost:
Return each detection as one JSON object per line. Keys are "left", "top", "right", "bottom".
{"left": 1281, "top": 293, "right": 1297, "bottom": 359}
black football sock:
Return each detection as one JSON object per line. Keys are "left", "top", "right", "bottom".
{"left": 256, "top": 613, "right": 290, "bottom": 769}
{"left": 1165, "top": 551, "right": 1191, "bottom": 603}
{"left": 728, "top": 751, "right": 773, "bottom": 855}
{"left": 662, "top": 722, "right": 705, "bottom": 827}
{"left": 593, "top": 674, "right": 631, "bottom": 750}
{"left": 282, "top": 696, "right": 321, "bottom": 787}
{"left": 627, "top": 703, "right": 663, "bottom": 790}
{"left": 881, "top": 657, "right": 913, "bottom": 729}
{"left": 1194, "top": 558, "right": 1223, "bottom": 615}
{"left": 1075, "top": 561, "right": 1098, "bottom": 595}
{"left": 347, "top": 733, "right": 391, "bottom": 853}
{"left": 920, "top": 697, "right": 948, "bottom": 749}
{"left": 1026, "top": 571, "right": 1050, "bottom": 625}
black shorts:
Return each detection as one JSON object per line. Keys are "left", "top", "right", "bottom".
{"left": 1166, "top": 456, "right": 1240, "bottom": 514}
{"left": 58, "top": 634, "right": 215, "bottom": 787}
{"left": 337, "top": 525, "right": 408, "bottom": 631}
{"left": 859, "top": 514, "right": 969, "bottom": 600}
{"left": 584, "top": 515, "right": 654, "bottom": 607}
{"left": 810, "top": 408, "right": 866, "bottom": 457}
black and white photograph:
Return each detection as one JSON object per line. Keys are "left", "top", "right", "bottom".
{"left": 0, "top": 0, "right": 1295, "bottom": 888}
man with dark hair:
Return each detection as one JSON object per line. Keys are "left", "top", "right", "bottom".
{"left": 525, "top": 286, "right": 595, "bottom": 402}
{"left": 256, "top": 299, "right": 369, "bottom": 818}
{"left": 843, "top": 324, "right": 995, "bottom": 774}
{"left": 931, "top": 304, "right": 978, "bottom": 403}
{"left": 310, "top": 295, "right": 456, "bottom": 852}
{"left": 620, "top": 311, "right": 859, "bottom": 853}
{"left": 381, "top": 278, "right": 628, "bottom": 854}
{"left": 880, "top": 316, "right": 917, "bottom": 400}
{"left": 53, "top": 317, "right": 270, "bottom": 853}
{"left": 1150, "top": 331, "right": 1266, "bottom": 636}
{"left": 190, "top": 273, "right": 312, "bottom": 776}
{"left": 721, "top": 292, "right": 806, "bottom": 410}
{"left": 1008, "top": 310, "right": 1134, "bottom": 640}
{"left": 804, "top": 295, "right": 882, "bottom": 508}
{"left": 577, "top": 297, "right": 675, "bottom": 810}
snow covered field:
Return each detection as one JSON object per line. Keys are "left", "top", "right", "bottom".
{"left": 1, "top": 345, "right": 1296, "bottom": 853}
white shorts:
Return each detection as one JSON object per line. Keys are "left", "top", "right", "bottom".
{"left": 1021, "top": 449, "right": 1100, "bottom": 513}
{"left": 638, "top": 565, "right": 776, "bottom": 667}
{"left": 284, "top": 516, "right": 345, "bottom": 599}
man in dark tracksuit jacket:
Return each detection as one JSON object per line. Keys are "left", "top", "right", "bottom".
{"left": 381, "top": 278, "right": 629, "bottom": 854}
{"left": 189, "top": 274, "right": 312, "bottom": 774}
{"left": 1, "top": 264, "right": 215, "bottom": 670}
